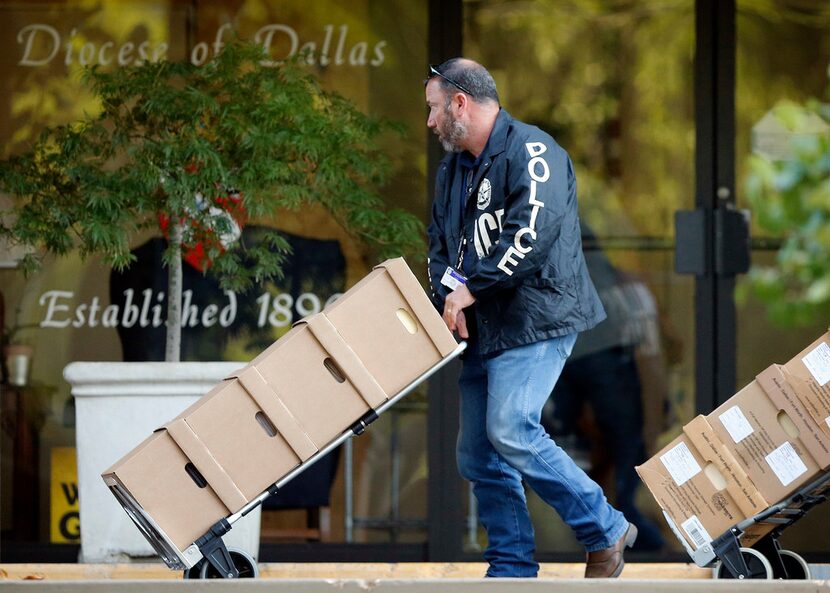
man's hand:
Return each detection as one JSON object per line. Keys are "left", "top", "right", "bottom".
{"left": 442, "top": 284, "right": 476, "bottom": 338}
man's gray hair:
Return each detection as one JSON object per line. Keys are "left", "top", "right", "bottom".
{"left": 434, "top": 58, "right": 500, "bottom": 105}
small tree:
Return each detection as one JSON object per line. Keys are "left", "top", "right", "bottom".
{"left": 0, "top": 40, "right": 424, "bottom": 361}
{"left": 742, "top": 98, "right": 830, "bottom": 327}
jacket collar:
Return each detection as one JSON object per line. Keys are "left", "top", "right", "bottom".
{"left": 459, "top": 109, "right": 510, "bottom": 199}
{"left": 482, "top": 108, "right": 510, "bottom": 158}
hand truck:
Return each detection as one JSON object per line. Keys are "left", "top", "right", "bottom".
{"left": 107, "top": 341, "right": 467, "bottom": 579}
{"left": 664, "top": 469, "right": 830, "bottom": 579}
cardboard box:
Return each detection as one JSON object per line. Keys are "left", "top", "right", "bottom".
{"left": 243, "top": 257, "right": 458, "bottom": 447}
{"left": 757, "top": 365, "right": 830, "bottom": 470}
{"left": 102, "top": 430, "right": 236, "bottom": 551}
{"left": 239, "top": 316, "right": 386, "bottom": 448}
{"left": 636, "top": 416, "right": 770, "bottom": 551}
{"left": 101, "top": 314, "right": 383, "bottom": 549}
{"left": 165, "top": 375, "right": 315, "bottom": 499}
{"left": 324, "top": 258, "right": 459, "bottom": 396}
{"left": 780, "top": 329, "right": 830, "bottom": 439}
{"left": 102, "top": 257, "right": 458, "bottom": 552}
{"left": 707, "top": 373, "right": 824, "bottom": 503}
{"left": 103, "top": 371, "right": 320, "bottom": 551}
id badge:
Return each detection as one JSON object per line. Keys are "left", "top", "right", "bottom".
{"left": 440, "top": 266, "right": 467, "bottom": 291}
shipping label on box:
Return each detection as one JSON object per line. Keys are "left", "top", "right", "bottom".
{"left": 636, "top": 416, "right": 768, "bottom": 552}
{"left": 682, "top": 416, "right": 769, "bottom": 516}
{"left": 782, "top": 330, "right": 830, "bottom": 438}
{"left": 708, "top": 379, "right": 822, "bottom": 503}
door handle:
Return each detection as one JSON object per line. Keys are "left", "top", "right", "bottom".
{"left": 675, "top": 207, "right": 750, "bottom": 276}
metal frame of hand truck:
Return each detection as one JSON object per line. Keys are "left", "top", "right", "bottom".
{"left": 664, "top": 468, "right": 830, "bottom": 579}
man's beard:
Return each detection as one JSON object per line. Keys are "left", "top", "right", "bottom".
{"left": 436, "top": 108, "right": 467, "bottom": 153}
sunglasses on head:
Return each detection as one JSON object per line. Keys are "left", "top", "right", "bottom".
{"left": 427, "top": 64, "right": 475, "bottom": 97}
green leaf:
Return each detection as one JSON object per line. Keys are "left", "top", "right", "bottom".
{"left": 0, "top": 38, "right": 424, "bottom": 357}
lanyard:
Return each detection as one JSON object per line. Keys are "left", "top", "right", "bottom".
{"left": 455, "top": 167, "right": 474, "bottom": 270}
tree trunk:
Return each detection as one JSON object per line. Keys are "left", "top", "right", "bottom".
{"left": 165, "top": 219, "right": 183, "bottom": 362}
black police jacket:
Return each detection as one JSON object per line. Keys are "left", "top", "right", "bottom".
{"left": 427, "top": 109, "right": 605, "bottom": 356}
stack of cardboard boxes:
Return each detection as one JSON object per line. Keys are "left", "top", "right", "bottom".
{"left": 637, "top": 330, "right": 830, "bottom": 553}
{"left": 101, "top": 258, "right": 458, "bottom": 553}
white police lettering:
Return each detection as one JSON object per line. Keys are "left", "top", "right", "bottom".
{"left": 497, "top": 141, "right": 549, "bottom": 275}
{"left": 513, "top": 227, "right": 537, "bottom": 254}
{"left": 473, "top": 208, "right": 505, "bottom": 258}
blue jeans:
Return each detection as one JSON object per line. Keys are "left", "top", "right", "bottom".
{"left": 457, "top": 335, "right": 628, "bottom": 577}
{"left": 549, "top": 346, "right": 665, "bottom": 550}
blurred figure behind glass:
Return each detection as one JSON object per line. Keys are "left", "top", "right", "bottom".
{"left": 543, "top": 223, "right": 666, "bottom": 552}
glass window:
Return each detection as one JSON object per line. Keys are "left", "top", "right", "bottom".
{"left": 0, "top": 0, "right": 428, "bottom": 556}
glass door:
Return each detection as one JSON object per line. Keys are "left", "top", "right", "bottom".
{"left": 462, "top": 0, "right": 696, "bottom": 557}
{"left": 734, "top": 1, "right": 830, "bottom": 556}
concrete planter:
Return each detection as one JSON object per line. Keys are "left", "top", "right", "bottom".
{"left": 64, "top": 361, "right": 261, "bottom": 564}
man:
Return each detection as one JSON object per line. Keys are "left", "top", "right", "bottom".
{"left": 425, "top": 58, "right": 636, "bottom": 578}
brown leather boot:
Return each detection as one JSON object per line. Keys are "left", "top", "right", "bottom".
{"left": 584, "top": 523, "right": 638, "bottom": 578}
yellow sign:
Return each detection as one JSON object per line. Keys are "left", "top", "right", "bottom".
{"left": 50, "top": 447, "right": 80, "bottom": 543}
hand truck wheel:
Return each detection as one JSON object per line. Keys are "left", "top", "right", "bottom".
{"left": 777, "top": 550, "right": 811, "bottom": 580}
{"left": 199, "top": 548, "right": 259, "bottom": 579}
{"left": 182, "top": 548, "right": 259, "bottom": 579}
{"left": 182, "top": 560, "right": 206, "bottom": 580}
{"left": 714, "top": 547, "right": 772, "bottom": 579}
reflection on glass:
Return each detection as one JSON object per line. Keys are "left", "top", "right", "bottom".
{"left": 545, "top": 223, "right": 669, "bottom": 552}
{"left": 0, "top": 0, "right": 427, "bottom": 552}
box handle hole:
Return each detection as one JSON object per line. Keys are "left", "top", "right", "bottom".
{"left": 324, "top": 357, "right": 346, "bottom": 383}
{"left": 777, "top": 410, "right": 800, "bottom": 439}
{"left": 703, "top": 462, "right": 726, "bottom": 490}
{"left": 396, "top": 308, "right": 418, "bottom": 335}
{"left": 256, "top": 411, "right": 279, "bottom": 437}
{"left": 185, "top": 462, "right": 208, "bottom": 489}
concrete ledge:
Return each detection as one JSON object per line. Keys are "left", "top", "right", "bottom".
{"left": 1, "top": 578, "right": 830, "bottom": 593}
{"left": 1, "top": 562, "right": 711, "bottom": 580}
{"left": 3, "top": 563, "right": 830, "bottom": 593}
